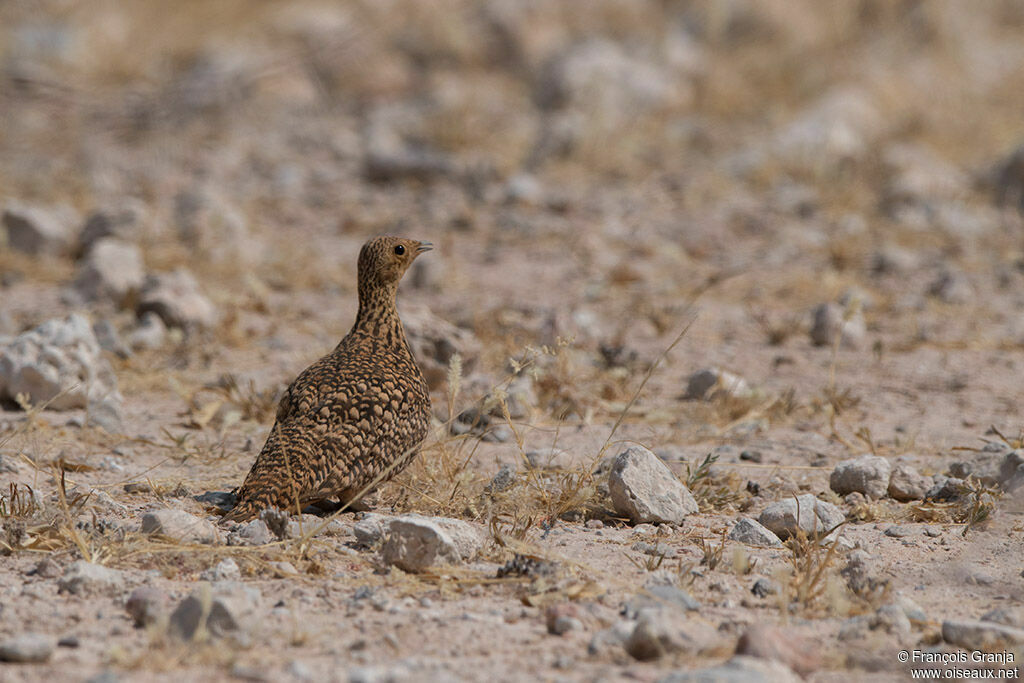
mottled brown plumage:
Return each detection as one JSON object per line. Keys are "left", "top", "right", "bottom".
{"left": 224, "top": 236, "right": 432, "bottom": 522}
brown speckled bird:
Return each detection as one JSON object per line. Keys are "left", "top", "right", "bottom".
{"left": 224, "top": 236, "right": 433, "bottom": 522}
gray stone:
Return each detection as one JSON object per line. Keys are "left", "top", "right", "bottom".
{"left": 353, "top": 513, "right": 394, "bottom": 547}
{"left": 58, "top": 561, "right": 125, "bottom": 596}
{"left": 751, "top": 578, "right": 779, "bottom": 598}
{"left": 729, "top": 517, "right": 783, "bottom": 547}
{"left": 888, "top": 464, "right": 930, "bottom": 501}
{"left": 137, "top": 269, "right": 218, "bottom": 330}
{"left": 74, "top": 238, "right": 145, "bottom": 305}
{"left": 545, "top": 603, "right": 582, "bottom": 635}
{"left": 683, "top": 367, "right": 751, "bottom": 401}
{"left": 609, "top": 446, "right": 698, "bottom": 525}
{"left": 169, "top": 582, "right": 261, "bottom": 641}
{"left": 0, "top": 633, "right": 54, "bottom": 663}
{"left": 927, "top": 476, "right": 964, "bottom": 501}
{"left": 757, "top": 494, "right": 845, "bottom": 541}
{"left": 830, "top": 454, "right": 892, "bottom": 499}
{"left": 999, "top": 450, "right": 1024, "bottom": 492}
{"left": 625, "top": 608, "right": 708, "bottom": 662}
{"left": 981, "top": 608, "right": 1024, "bottom": 629}
{"left": 200, "top": 558, "right": 241, "bottom": 582}
{"left": 2, "top": 202, "right": 74, "bottom": 256}
{"left": 78, "top": 202, "right": 146, "bottom": 253}
{"left": 809, "top": 303, "right": 866, "bottom": 349}
{"left": 141, "top": 509, "right": 221, "bottom": 544}
{"left": 658, "top": 655, "right": 801, "bottom": 683}
{"left": 0, "top": 314, "right": 123, "bottom": 425}
{"left": 381, "top": 514, "right": 484, "bottom": 572}
{"left": 871, "top": 604, "right": 911, "bottom": 638}
{"left": 227, "top": 519, "right": 274, "bottom": 546}
{"left": 883, "top": 525, "right": 913, "bottom": 538}
{"left": 125, "top": 586, "right": 169, "bottom": 628}
{"left": 127, "top": 311, "right": 168, "bottom": 351}
{"left": 942, "top": 619, "right": 1024, "bottom": 651}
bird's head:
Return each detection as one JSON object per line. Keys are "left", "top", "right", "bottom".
{"left": 358, "top": 235, "right": 432, "bottom": 289}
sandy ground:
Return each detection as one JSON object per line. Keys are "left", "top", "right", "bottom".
{"left": 2, "top": 2, "right": 1024, "bottom": 681}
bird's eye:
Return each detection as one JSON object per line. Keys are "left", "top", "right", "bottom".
{"left": 394, "top": 244, "right": 405, "bottom": 255}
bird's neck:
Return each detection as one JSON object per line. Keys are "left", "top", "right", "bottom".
{"left": 352, "top": 283, "right": 405, "bottom": 342}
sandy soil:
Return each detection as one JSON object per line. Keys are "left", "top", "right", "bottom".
{"left": 1, "top": 2, "right": 1024, "bottom": 682}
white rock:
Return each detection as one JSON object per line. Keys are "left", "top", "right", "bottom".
{"left": 608, "top": 446, "right": 699, "bottom": 525}
{"left": 2, "top": 202, "right": 75, "bottom": 256}
{"left": 728, "top": 517, "right": 784, "bottom": 547}
{"left": 809, "top": 303, "right": 866, "bottom": 349}
{"left": 137, "top": 269, "right": 218, "bottom": 330}
{"left": 200, "top": 558, "right": 241, "bottom": 581}
{"left": 58, "top": 560, "right": 125, "bottom": 596}
{"left": 353, "top": 513, "right": 394, "bottom": 547}
{"left": 683, "top": 367, "right": 751, "bottom": 401}
{"left": 830, "top": 455, "right": 892, "bottom": 500}
{"left": 381, "top": 514, "right": 484, "bottom": 572}
{"left": 127, "top": 311, "right": 168, "bottom": 350}
{"left": 888, "top": 464, "right": 930, "bottom": 502}
{"left": 226, "top": 518, "right": 274, "bottom": 546}
{"left": 0, "top": 633, "right": 54, "bottom": 663}
{"left": 141, "top": 509, "right": 222, "bottom": 544}
{"left": 757, "top": 494, "right": 845, "bottom": 541}
{"left": 74, "top": 238, "right": 145, "bottom": 304}
{"left": 0, "top": 314, "right": 123, "bottom": 427}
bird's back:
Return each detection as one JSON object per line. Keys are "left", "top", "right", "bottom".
{"left": 226, "top": 329, "right": 430, "bottom": 520}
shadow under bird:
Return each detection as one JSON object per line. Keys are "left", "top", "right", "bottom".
{"left": 223, "top": 236, "right": 433, "bottom": 522}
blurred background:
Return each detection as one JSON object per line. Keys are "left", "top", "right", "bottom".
{"left": 2, "top": 0, "right": 1024, "bottom": 382}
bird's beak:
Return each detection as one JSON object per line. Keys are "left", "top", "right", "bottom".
{"left": 416, "top": 241, "right": 433, "bottom": 254}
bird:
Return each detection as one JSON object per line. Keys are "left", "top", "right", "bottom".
{"left": 223, "top": 235, "right": 433, "bottom": 522}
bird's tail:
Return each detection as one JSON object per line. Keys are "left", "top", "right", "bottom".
{"left": 221, "top": 498, "right": 262, "bottom": 524}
